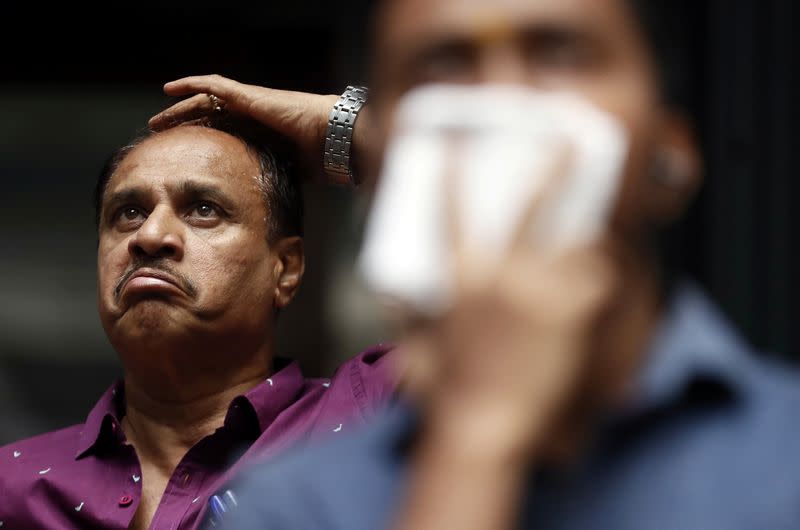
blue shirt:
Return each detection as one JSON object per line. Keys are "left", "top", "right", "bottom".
{"left": 218, "top": 284, "right": 800, "bottom": 530}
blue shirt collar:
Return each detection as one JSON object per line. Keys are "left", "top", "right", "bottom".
{"left": 382, "top": 282, "right": 754, "bottom": 453}
{"left": 628, "top": 282, "right": 753, "bottom": 416}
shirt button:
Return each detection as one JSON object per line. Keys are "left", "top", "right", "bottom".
{"left": 119, "top": 495, "right": 133, "bottom": 507}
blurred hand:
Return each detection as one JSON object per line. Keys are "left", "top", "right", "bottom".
{"left": 400, "top": 144, "right": 620, "bottom": 461}
{"left": 148, "top": 75, "right": 350, "bottom": 184}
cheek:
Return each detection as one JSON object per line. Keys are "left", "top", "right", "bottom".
{"left": 189, "top": 235, "right": 275, "bottom": 306}
{"left": 610, "top": 116, "right": 661, "bottom": 237}
{"left": 97, "top": 237, "right": 131, "bottom": 296}
{"left": 578, "top": 75, "right": 661, "bottom": 236}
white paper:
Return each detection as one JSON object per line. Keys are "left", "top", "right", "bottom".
{"left": 358, "top": 84, "right": 628, "bottom": 314}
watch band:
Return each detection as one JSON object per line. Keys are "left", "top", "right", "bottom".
{"left": 323, "top": 85, "right": 369, "bottom": 185}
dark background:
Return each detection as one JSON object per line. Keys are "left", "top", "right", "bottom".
{"left": 0, "top": 1, "right": 797, "bottom": 444}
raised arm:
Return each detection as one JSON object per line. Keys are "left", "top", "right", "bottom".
{"left": 149, "top": 75, "right": 374, "bottom": 186}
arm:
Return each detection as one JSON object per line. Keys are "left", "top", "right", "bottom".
{"left": 392, "top": 244, "right": 617, "bottom": 530}
{"left": 393, "top": 407, "right": 532, "bottom": 530}
{"left": 148, "top": 75, "right": 375, "bottom": 186}
{"left": 390, "top": 145, "right": 620, "bottom": 530}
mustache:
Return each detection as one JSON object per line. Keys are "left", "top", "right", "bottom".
{"left": 114, "top": 260, "right": 198, "bottom": 300}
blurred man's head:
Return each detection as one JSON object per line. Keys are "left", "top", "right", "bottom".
{"left": 94, "top": 120, "right": 304, "bottom": 381}
{"left": 369, "top": 0, "right": 699, "bottom": 251}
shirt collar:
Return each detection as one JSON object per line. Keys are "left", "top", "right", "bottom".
{"left": 75, "top": 358, "right": 307, "bottom": 459}
{"left": 624, "top": 282, "right": 753, "bottom": 418}
{"left": 76, "top": 380, "right": 125, "bottom": 459}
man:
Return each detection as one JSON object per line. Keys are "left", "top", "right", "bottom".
{"left": 0, "top": 116, "right": 394, "bottom": 529}
{"left": 150, "top": 0, "right": 800, "bottom": 529}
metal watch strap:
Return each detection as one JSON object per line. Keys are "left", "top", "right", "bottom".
{"left": 324, "top": 85, "right": 369, "bottom": 185}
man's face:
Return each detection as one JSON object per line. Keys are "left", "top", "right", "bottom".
{"left": 97, "top": 126, "right": 280, "bottom": 366}
{"left": 372, "top": 0, "right": 694, "bottom": 237}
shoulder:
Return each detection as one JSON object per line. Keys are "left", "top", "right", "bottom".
{"left": 628, "top": 353, "right": 800, "bottom": 523}
{"left": 1, "top": 423, "right": 84, "bottom": 463}
{"left": 733, "top": 353, "right": 800, "bottom": 440}
{"left": 0, "top": 424, "right": 84, "bottom": 500}
{"left": 222, "top": 403, "right": 409, "bottom": 530}
{"left": 326, "top": 343, "right": 398, "bottom": 420}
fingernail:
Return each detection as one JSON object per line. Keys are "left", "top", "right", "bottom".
{"left": 224, "top": 489, "right": 238, "bottom": 507}
{"left": 210, "top": 494, "right": 227, "bottom": 517}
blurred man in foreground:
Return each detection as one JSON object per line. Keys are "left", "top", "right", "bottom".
{"left": 150, "top": 1, "right": 800, "bottom": 528}
{"left": 0, "top": 116, "right": 393, "bottom": 529}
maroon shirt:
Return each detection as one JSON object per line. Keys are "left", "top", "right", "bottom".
{"left": 0, "top": 346, "right": 394, "bottom": 529}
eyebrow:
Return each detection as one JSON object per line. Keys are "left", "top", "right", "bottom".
{"left": 176, "top": 181, "right": 236, "bottom": 209}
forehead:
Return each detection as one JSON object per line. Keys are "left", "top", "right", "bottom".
{"left": 378, "top": 0, "right": 633, "bottom": 46}
{"left": 106, "top": 126, "right": 261, "bottom": 195}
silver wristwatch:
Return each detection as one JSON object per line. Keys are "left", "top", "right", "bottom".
{"left": 323, "top": 85, "right": 369, "bottom": 185}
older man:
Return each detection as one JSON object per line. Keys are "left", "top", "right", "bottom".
{"left": 0, "top": 116, "right": 393, "bottom": 529}
{"left": 150, "top": 0, "right": 800, "bottom": 529}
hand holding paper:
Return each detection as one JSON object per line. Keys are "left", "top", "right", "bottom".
{"left": 358, "top": 84, "right": 628, "bottom": 314}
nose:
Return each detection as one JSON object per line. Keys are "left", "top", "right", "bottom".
{"left": 478, "top": 43, "right": 530, "bottom": 85}
{"left": 127, "top": 206, "right": 185, "bottom": 261}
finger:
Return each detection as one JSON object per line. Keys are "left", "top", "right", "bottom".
{"left": 396, "top": 330, "right": 440, "bottom": 404}
{"left": 440, "top": 133, "right": 469, "bottom": 282}
{"left": 162, "top": 75, "right": 241, "bottom": 99}
{"left": 509, "top": 141, "right": 574, "bottom": 252}
{"left": 163, "top": 75, "right": 258, "bottom": 115}
{"left": 148, "top": 94, "right": 216, "bottom": 130}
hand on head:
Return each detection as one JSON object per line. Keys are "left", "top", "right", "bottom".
{"left": 149, "top": 75, "right": 345, "bottom": 184}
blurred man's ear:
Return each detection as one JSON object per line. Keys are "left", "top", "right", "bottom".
{"left": 272, "top": 237, "right": 305, "bottom": 309}
{"left": 645, "top": 112, "right": 702, "bottom": 226}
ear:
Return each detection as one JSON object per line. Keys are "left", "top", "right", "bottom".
{"left": 271, "top": 236, "right": 305, "bottom": 309}
{"left": 645, "top": 111, "right": 703, "bottom": 226}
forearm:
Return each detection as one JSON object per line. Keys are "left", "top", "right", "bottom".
{"left": 392, "top": 411, "right": 534, "bottom": 530}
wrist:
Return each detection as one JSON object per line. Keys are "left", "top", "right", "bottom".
{"left": 323, "top": 85, "right": 370, "bottom": 186}
{"left": 422, "top": 400, "right": 548, "bottom": 467}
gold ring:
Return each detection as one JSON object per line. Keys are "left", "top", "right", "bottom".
{"left": 208, "top": 94, "right": 224, "bottom": 112}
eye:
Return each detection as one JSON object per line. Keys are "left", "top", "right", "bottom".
{"left": 194, "top": 202, "right": 217, "bottom": 217}
{"left": 122, "top": 207, "right": 141, "bottom": 220}
{"left": 187, "top": 201, "right": 224, "bottom": 224}
{"left": 112, "top": 206, "right": 146, "bottom": 230}
{"left": 413, "top": 41, "right": 477, "bottom": 84}
{"left": 524, "top": 30, "right": 599, "bottom": 71}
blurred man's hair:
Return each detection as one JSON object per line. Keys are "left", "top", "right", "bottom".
{"left": 94, "top": 116, "right": 304, "bottom": 240}
{"left": 628, "top": 0, "right": 695, "bottom": 112}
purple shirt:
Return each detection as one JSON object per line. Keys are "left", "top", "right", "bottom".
{"left": 0, "top": 346, "right": 394, "bottom": 529}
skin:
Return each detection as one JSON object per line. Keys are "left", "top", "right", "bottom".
{"left": 96, "top": 125, "right": 304, "bottom": 529}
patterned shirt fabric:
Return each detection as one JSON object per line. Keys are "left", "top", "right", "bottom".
{"left": 218, "top": 284, "right": 800, "bottom": 530}
{"left": 0, "top": 345, "right": 394, "bottom": 529}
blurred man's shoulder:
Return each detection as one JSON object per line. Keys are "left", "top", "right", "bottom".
{"left": 223, "top": 401, "right": 409, "bottom": 530}
{"left": 738, "top": 351, "right": 800, "bottom": 428}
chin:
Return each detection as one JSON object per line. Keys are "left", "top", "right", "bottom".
{"left": 116, "top": 300, "right": 189, "bottom": 336}
{"left": 110, "top": 311, "right": 196, "bottom": 364}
